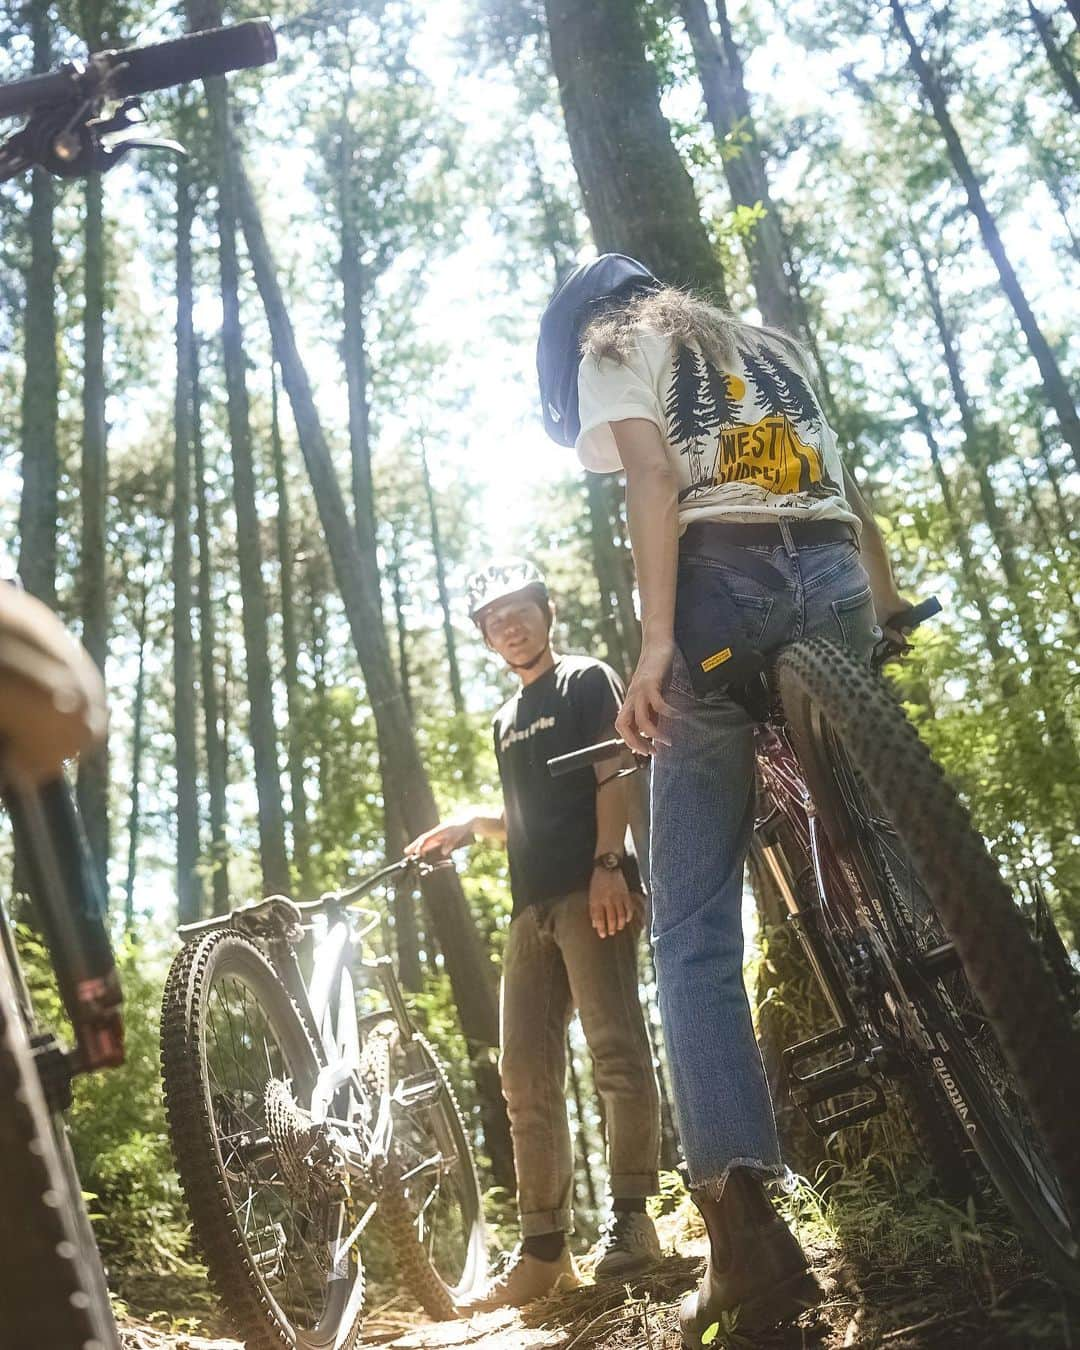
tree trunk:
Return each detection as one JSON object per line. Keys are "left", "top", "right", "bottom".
{"left": 895, "top": 359, "right": 1016, "bottom": 692}
{"left": 585, "top": 475, "right": 640, "bottom": 676}
{"left": 890, "top": 0, "right": 1080, "bottom": 474}
{"left": 77, "top": 163, "right": 110, "bottom": 899}
{"left": 1018, "top": 458, "right": 1080, "bottom": 637}
{"left": 336, "top": 115, "right": 385, "bottom": 619}
{"left": 678, "top": 0, "right": 799, "bottom": 330}
{"left": 17, "top": 5, "right": 59, "bottom": 609}
{"left": 1028, "top": 1, "right": 1080, "bottom": 114}
{"left": 190, "top": 6, "right": 290, "bottom": 896}
{"left": 174, "top": 159, "right": 202, "bottom": 925}
{"left": 916, "top": 254, "right": 1077, "bottom": 756}
{"left": 387, "top": 526, "right": 414, "bottom": 719}
{"left": 123, "top": 537, "right": 153, "bottom": 930}
{"left": 271, "top": 366, "right": 312, "bottom": 895}
{"left": 1035, "top": 425, "right": 1078, "bottom": 551}
{"left": 234, "top": 158, "right": 515, "bottom": 1190}
{"left": 420, "top": 440, "right": 465, "bottom": 715}
{"left": 193, "top": 346, "right": 231, "bottom": 914}
{"left": 543, "top": 0, "right": 727, "bottom": 297}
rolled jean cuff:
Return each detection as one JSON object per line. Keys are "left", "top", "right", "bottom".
{"left": 692, "top": 1160, "right": 794, "bottom": 1201}
{"left": 520, "top": 1207, "right": 574, "bottom": 1238}
{"left": 611, "top": 1171, "right": 660, "bottom": 1199}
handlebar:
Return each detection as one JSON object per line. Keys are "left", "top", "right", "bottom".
{"left": 176, "top": 854, "right": 448, "bottom": 941}
{"left": 0, "top": 19, "right": 276, "bottom": 120}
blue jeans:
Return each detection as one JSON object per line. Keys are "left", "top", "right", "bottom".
{"left": 650, "top": 528, "right": 880, "bottom": 1194}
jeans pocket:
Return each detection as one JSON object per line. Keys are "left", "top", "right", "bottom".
{"left": 831, "top": 585, "right": 879, "bottom": 662}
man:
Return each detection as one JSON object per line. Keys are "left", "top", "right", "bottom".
{"left": 406, "top": 558, "right": 662, "bottom": 1308}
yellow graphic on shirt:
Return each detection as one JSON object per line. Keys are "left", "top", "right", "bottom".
{"left": 705, "top": 415, "right": 833, "bottom": 495}
{"left": 701, "top": 647, "right": 732, "bottom": 672}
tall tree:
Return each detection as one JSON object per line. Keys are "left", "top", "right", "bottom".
{"left": 17, "top": 2, "right": 59, "bottom": 609}
{"left": 270, "top": 365, "right": 312, "bottom": 895}
{"left": 677, "top": 0, "right": 800, "bottom": 330}
{"left": 419, "top": 439, "right": 465, "bottom": 717}
{"left": 192, "top": 346, "right": 230, "bottom": 914}
{"left": 235, "top": 157, "right": 515, "bottom": 1188}
{"left": 173, "top": 155, "right": 202, "bottom": 925}
{"left": 123, "top": 527, "right": 154, "bottom": 930}
{"left": 1027, "top": 0, "right": 1080, "bottom": 114}
{"left": 543, "top": 0, "right": 728, "bottom": 296}
{"left": 76, "top": 0, "right": 112, "bottom": 895}
{"left": 889, "top": 0, "right": 1080, "bottom": 475}
{"left": 188, "top": 0, "right": 290, "bottom": 896}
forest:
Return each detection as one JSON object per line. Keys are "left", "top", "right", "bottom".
{"left": 0, "top": 0, "right": 1078, "bottom": 1346}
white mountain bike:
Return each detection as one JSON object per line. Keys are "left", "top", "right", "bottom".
{"left": 160, "top": 856, "right": 488, "bottom": 1350}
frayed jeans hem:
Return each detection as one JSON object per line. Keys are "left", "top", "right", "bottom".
{"left": 689, "top": 1160, "right": 795, "bottom": 1201}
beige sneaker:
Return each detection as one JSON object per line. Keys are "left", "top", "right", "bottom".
{"left": 592, "top": 1210, "right": 662, "bottom": 1278}
{"left": 458, "top": 1245, "right": 582, "bottom": 1311}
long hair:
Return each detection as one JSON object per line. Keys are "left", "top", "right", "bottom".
{"left": 581, "top": 286, "right": 812, "bottom": 377}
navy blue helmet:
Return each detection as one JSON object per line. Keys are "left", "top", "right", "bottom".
{"left": 537, "top": 253, "right": 661, "bottom": 447}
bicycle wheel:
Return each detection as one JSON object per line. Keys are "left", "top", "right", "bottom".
{"left": 361, "top": 1018, "right": 486, "bottom": 1317}
{"left": 0, "top": 935, "right": 120, "bottom": 1349}
{"left": 161, "top": 930, "right": 365, "bottom": 1350}
{"left": 778, "top": 637, "right": 1080, "bottom": 1291}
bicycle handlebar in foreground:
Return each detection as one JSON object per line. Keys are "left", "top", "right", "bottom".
{"left": 547, "top": 595, "right": 943, "bottom": 779}
{"left": 0, "top": 19, "right": 276, "bottom": 120}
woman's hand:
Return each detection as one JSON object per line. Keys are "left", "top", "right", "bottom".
{"left": 616, "top": 639, "right": 677, "bottom": 756}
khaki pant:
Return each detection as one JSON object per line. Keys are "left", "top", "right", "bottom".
{"left": 499, "top": 890, "right": 661, "bottom": 1237}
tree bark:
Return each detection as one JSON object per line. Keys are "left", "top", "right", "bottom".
{"left": 77, "top": 163, "right": 110, "bottom": 899}
{"left": 890, "top": 0, "right": 1080, "bottom": 474}
{"left": 17, "top": 5, "right": 59, "bottom": 609}
{"left": 915, "top": 253, "right": 1077, "bottom": 756}
{"left": 190, "top": 7, "right": 290, "bottom": 896}
{"left": 174, "top": 160, "right": 202, "bottom": 925}
{"left": 420, "top": 440, "right": 465, "bottom": 716}
{"left": 543, "top": 0, "right": 727, "bottom": 297}
{"left": 677, "top": 0, "right": 800, "bottom": 330}
{"left": 1027, "top": 1, "right": 1080, "bottom": 114}
{"left": 193, "top": 347, "right": 231, "bottom": 914}
{"left": 123, "top": 536, "right": 153, "bottom": 931}
{"left": 896, "top": 360, "right": 1017, "bottom": 695}
{"left": 271, "top": 366, "right": 312, "bottom": 895}
{"left": 387, "top": 526, "right": 414, "bottom": 719}
{"left": 234, "top": 158, "right": 515, "bottom": 1189}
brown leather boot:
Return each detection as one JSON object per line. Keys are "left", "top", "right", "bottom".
{"left": 679, "top": 1169, "right": 821, "bottom": 1347}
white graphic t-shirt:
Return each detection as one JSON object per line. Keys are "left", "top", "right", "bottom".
{"left": 576, "top": 330, "right": 859, "bottom": 533}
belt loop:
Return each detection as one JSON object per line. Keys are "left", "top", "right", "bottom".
{"left": 779, "top": 519, "right": 797, "bottom": 557}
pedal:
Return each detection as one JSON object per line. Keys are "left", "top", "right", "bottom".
{"left": 392, "top": 1070, "right": 442, "bottom": 1111}
{"left": 783, "top": 1026, "right": 888, "bottom": 1135}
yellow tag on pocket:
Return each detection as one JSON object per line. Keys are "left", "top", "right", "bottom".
{"left": 701, "top": 647, "right": 732, "bottom": 673}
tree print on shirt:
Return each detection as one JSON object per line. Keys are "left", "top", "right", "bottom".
{"left": 734, "top": 343, "right": 839, "bottom": 498}
{"left": 664, "top": 346, "right": 713, "bottom": 489}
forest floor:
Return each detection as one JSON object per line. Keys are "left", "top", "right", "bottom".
{"left": 116, "top": 1181, "right": 1080, "bottom": 1350}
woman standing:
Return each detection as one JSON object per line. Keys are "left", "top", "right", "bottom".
{"left": 538, "top": 255, "right": 911, "bottom": 1345}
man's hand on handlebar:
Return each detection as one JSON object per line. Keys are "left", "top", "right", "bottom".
{"left": 404, "top": 818, "right": 475, "bottom": 863}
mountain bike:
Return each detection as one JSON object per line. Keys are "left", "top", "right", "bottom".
{"left": 1, "top": 23, "right": 276, "bottom": 1348}
{"left": 550, "top": 601, "right": 1080, "bottom": 1294}
{"left": 160, "top": 856, "right": 488, "bottom": 1350}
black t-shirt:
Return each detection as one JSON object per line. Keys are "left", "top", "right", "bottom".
{"left": 493, "top": 655, "right": 627, "bottom": 917}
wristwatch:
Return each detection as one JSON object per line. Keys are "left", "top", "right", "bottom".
{"left": 593, "top": 852, "right": 623, "bottom": 872}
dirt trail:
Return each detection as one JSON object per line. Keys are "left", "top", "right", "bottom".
{"left": 118, "top": 1227, "right": 1077, "bottom": 1350}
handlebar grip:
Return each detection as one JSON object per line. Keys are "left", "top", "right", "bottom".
{"left": 893, "top": 596, "right": 943, "bottom": 631}
{"left": 109, "top": 19, "right": 277, "bottom": 97}
{"left": 548, "top": 738, "right": 625, "bottom": 778}
{"left": 0, "top": 69, "right": 76, "bottom": 119}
